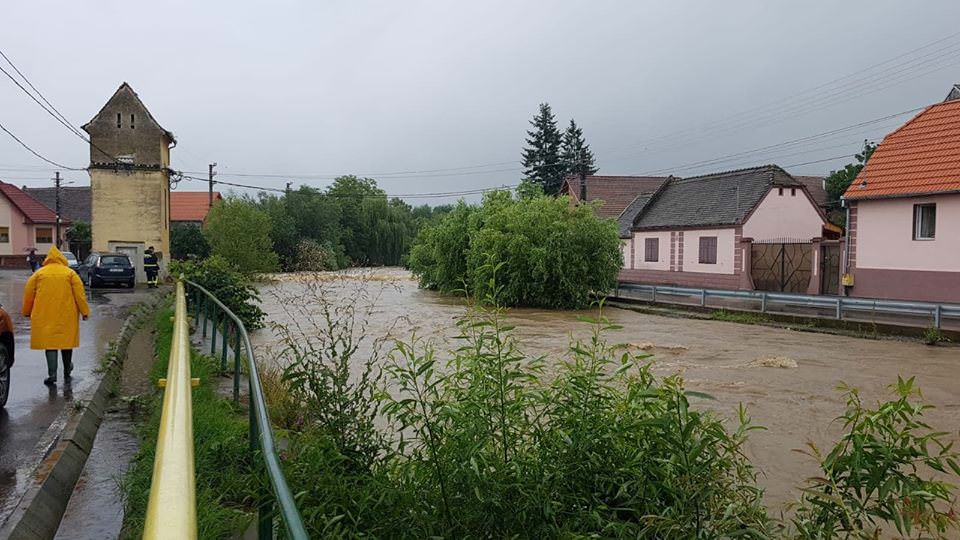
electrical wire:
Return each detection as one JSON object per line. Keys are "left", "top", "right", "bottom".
{"left": 0, "top": 48, "right": 120, "bottom": 163}
{"left": 603, "top": 30, "right": 960, "bottom": 158}
{"left": 176, "top": 173, "right": 517, "bottom": 199}
{"left": 0, "top": 120, "right": 84, "bottom": 170}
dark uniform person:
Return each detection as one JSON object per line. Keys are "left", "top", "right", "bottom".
{"left": 144, "top": 247, "right": 160, "bottom": 288}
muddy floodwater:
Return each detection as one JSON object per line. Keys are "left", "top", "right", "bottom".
{"left": 252, "top": 268, "right": 960, "bottom": 510}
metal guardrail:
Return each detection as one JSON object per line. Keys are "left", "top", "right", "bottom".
{"left": 185, "top": 280, "right": 308, "bottom": 540}
{"left": 143, "top": 281, "right": 198, "bottom": 539}
{"left": 614, "top": 282, "right": 960, "bottom": 329}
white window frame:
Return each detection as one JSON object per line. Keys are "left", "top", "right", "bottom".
{"left": 913, "top": 203, "right": 936, "bottom": 241}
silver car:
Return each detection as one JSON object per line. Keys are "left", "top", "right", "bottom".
{"left": 62, "top": 251, "right": 80, "bottom": 271}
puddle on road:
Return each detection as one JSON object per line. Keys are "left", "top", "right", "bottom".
{"left": 54, "top": 409, "right": 139, "bottom": 540}
{"left": 254, "top": 269, "right": 960, "bottom": 510}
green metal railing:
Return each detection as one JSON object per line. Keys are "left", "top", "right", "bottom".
{"left": 186, "top": 280, "right": 308, "bottom": 540}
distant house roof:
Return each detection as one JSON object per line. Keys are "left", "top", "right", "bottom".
{"left": 171, "top": 191, "right": 222, "bottom": 222}
{"left": 844, "top": 98, "right": 960, "bottom": 200}
{"left": 616, "top": 192, "right": 657, "bottom": 238}
{"left": 0, "top": 182, "right": 62, "bottom": 224}
{"left": 561, "top": 175, "right": 668, "bottom": 218}
{"left": 792, "top": 176, "right": 828, "bottom": 208}
{"left": 630, "top": 165, "right": 804, "bottom": 231}
{"left": 23, "top": 186, "right": 92, "bottom": 223}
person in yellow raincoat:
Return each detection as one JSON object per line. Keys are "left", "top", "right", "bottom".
{"left": 21, "top": 246, "right": 90, "bottom": 386}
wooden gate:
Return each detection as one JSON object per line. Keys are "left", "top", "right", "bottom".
{"left": 751, "top": 240, "right": 812, "bottom": 293}
{"left": 819, "top": 243, "right": 841, "bottom": 296}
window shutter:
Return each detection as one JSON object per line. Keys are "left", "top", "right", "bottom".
{"left": 699, "top": 236, "right": 717, "bottom": 264}
{"left": 644, "top": 238, "right": 659, "bottom": 262}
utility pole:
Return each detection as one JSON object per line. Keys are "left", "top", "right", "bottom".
{"left": 54, "top": 171, "right": 62, "bottom": 248}
{"left": 208, "top": 162, "right": 217, "bottom": 208}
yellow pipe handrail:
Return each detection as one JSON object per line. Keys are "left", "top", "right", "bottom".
{"left": 143, "top": 281, "right": 197, "bottom": 539}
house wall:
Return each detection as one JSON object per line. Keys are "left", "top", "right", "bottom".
{"left": 855, "top": 195, "right": 960, "bottom": 271}
{"left": 630, "top": 231, "right": 671, "bottom": 271}
{"left": 742, "top": 187, "right": 824, "bottom": 241}
{"left": 620, "top": 227, "right": 744, "bottom": 289}
{"left": 90, "top": 168, "right": 171, "bottom": 282}
{"left": 682, "top": 228, "right": 737, "bottom": 274}
{"left": 849, "top": 194, "right": 960, "bottom": 303}
{"left": 0, "top": 196, "right": 17, "bottom": 256}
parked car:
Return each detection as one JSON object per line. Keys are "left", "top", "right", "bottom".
{"left": 62, "top": 251, "right": 80, "bottom": 272}
{"left": 77, "top": 252, "right": 136, "bottom": 289}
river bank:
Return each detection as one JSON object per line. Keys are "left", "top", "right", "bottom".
{"left": 251, "top": 268, "right": 960, "bottom": 510}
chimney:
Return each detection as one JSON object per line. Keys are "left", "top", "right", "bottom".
{"left": 579, "top": 174, "right": 587, "bottom": 202}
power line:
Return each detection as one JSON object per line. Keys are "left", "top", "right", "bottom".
{"left": 0, "top": 49, "right": 86, "bottom": 139}
{"left": 603, "top": 30, "right": 960, "bottom": 158}
{"left": 0, "top": 48, "right": 119, "bottom": 163}
{"left": 0, "top": 120, "right": 83, "bottom": 170}
{"left": 631, "top": 106, "right": 924, "bottom": 176}
{"left": 176, "top": 173, "right": 516, "bottom": 199}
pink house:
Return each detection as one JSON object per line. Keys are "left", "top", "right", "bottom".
{"left": 0, "top": 181, "right": 68, "bottom": 267}
{"left": 618, "top": 165, "right": 829, "bottom": 290}
{"left": 842, "top": 93, "right": 960, "bottom": 303}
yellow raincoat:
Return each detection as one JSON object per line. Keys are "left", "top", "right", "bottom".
{"left": 21, "top": 246, "right": 90, "bottom": 350}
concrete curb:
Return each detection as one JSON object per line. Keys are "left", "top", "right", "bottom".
{"left": 0, "top": 291, "right": 170, "bottom": 540}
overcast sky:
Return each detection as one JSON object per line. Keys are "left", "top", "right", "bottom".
{"left": 2, "top": 1, "right": 960, "bottom": 203}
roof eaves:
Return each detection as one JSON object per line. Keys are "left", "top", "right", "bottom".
{"left": 629, "top": 174, "right": 675, "bottom": 230}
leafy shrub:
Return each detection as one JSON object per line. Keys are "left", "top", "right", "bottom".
{"left": 171, "top": 255, "right": 266, "bottom": 329}
{"left": 170, "top": 222, "right": 211, "bottom": 261}
{"left": 204, "top": 197, "right": 279, "bottom": 274}
{"left": 786, "top": 377, "right": 960, "bottom": 539}
{"left": 408, "top": 190, "right": 622, "bottom": 309}
{"left": 292, "top": 239, "right": 340, "bottom": 272}
{"left": 923, "top": 325, "right": 945, "bottom": 346}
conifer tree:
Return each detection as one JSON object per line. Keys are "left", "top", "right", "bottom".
{"left": 561, "top": 119, "right": 598, "bottom": 178}
{"left": 521, "top": 103, "right": 565, "bottom": 194}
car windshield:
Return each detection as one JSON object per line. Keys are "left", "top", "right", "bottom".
{"left": 100, "top": 256, "right": 131, "bottom": 267}
{"left": 63, "top": 252, "right": 77, "bottom": 262}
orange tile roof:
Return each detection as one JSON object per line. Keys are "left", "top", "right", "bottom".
{"left": 845, "top": 99, "right": 960, "bottom": 200}
{"left": 171, "top": 191, "right": 221, "bottom": 222}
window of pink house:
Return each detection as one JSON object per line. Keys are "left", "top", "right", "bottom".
{"left": 0, "top": 227, "right": 8, "bottom": 243}
{"left": 913, "top": 204, "right": 936, "bottom": 240}
{"left": 699, "top": 236, "right": 717, "bottom": 264}
{"left": 644, "top": 238, "right": 659, "bottom": 262}
{"left": 35, "top": 227, "right": 53, "bottom": 244}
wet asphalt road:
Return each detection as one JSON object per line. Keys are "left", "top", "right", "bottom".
{"left": 0, "top": 269, "right": 153, "bottom": 524}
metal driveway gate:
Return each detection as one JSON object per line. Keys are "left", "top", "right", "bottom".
{"left": 819, "top": 243, "right": 841, "bottom": 296}
{"left": 751, "top": 240, "right": 812, "bottom": 293}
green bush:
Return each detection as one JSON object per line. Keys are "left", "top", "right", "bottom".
{"left": 170, "top": 222, "right": 211, "bottom": 260}
{"left": 786, "top": 377, "right": 960, "bottom": 539}
{"left": 204, "top": 197, "right": 279, "bottom": 274}
{"left": 171, "top": 255, "right": 266, "bottom": 329}
{"left": 292, "top": 238, "right": 340, "bottom": 272}
{"left": 408, "top": 190, "right": 622, "bottom": 309}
